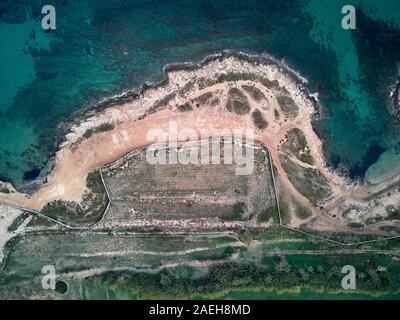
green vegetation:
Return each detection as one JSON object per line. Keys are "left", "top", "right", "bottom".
{"left": 274, "top": 109, "right": 280, "bottom": 120}
{"left": 0, "top": 186, "right": 10, "bottom": 194}
{"left": 242, "top": 84, "right": 265, "bottom": 101}
{"left": 193, "top": 92, "right": 214, "bottom": 105}
{"left": 276, "top": 95, "right": 299, "bottom": 119}
{"left": 217, "top": 72, "right": 256, "bottom": 83}
{"left": 26, "top": 214, "right": 57, "bottom": 228}
{"left": 177, "top": 102, "right": 193, "bottom": 112}
{"left": 55, "top": 280, "right": 68, "bottom": 294}
{"left": 348, "top": 222, "right": 365, "bottom": 229}
{"left": 280, "top": 154, "right": 332, "bottom": 205}
{"left": 76, "top": 251, "right": 400, "bottom": 299}
{"left": 7, "top": 212, "right": 30, "bottom": 232}
{"left": 41, "top": 170, "right": 108, "bottom": 226}
{"left": 294, "top": 202, "right": 313, "bottom": 220}
{"left": 82, "top": 122, "right": 114, "bottom": 140}
{"left": 41, "top": 200, "right": 80, "bottom": 222}
{"left": 279, "top": 201, "right": 291, "bottom": 225}
{"left": 148, "top": 92, "right": 177, "bottom": 115}
{"left": 178, "top": 81, "right": 195, "bottom": 96}
{"left": 365, "top": 216, "right": 385, "bottom": 225}
{"left": 86, "top": 171, "right": 105, "bottom": 195}
{"left": 4, "top": 222, "right": 400, "bottom": 299}
{"left": 281, "top": 128, "right": 314, "bottom": 165}
{"left": 222, "top": 202, "right": 246, "bottom": 221}
{"left": 379, "top": 225, "right": 400, "bottom": 233}
{"left": 251, "top": 109, "right": 268, "bottom": 129}
{"left": 388, "top": 210, "right": 400, "bottom": 221}
{"left": 257, "top": 206, "right": 278, "bottom": 224}
{"left": 190, "top": 246, "right": 237, "bottom": 261}
{"left": 215, "top": 73, "right": 286, "bottom": 93}
{"left": 226, "top": 87, "right": 250, "bottom": 115}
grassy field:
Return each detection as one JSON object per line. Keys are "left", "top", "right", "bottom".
{"left": 56, "top": 248, "right": 400, "bottom": 300}
{"left": 2, "top": 222, "right": 400, "bottom": 299}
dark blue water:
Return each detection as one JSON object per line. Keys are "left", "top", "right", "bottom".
{"left": 0, "top": 0, "right": 399, "bottom": 187}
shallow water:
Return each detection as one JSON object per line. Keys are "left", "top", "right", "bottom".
{"left": 0, "top": 0, "right": 399, "bottom": 187}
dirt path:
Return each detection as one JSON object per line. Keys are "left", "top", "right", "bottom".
{"left": 0, "top": 81, "right": 351, "bottom": 235}
{"left": 0, "top": 105, "right": 349, "bottom": 233}
{"left": 0, "top": 55, "right": 387, "bottom": 236}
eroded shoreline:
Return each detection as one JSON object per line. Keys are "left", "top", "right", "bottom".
{"left": 1, "top": 51, "right": 400, "bottom": 236}
{"left": 17, "top": 50, "right": 324, "bottom": 194}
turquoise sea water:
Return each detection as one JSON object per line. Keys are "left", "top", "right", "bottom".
{"left": 0, "top": 0, "right": 399, "bottom": 187}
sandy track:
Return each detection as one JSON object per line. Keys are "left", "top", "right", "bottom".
{"left": 0, "top": 106, "right": 346, "bottom": 234}
{"left": 0, "top": 54, "right": 395, "bottom": 235}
